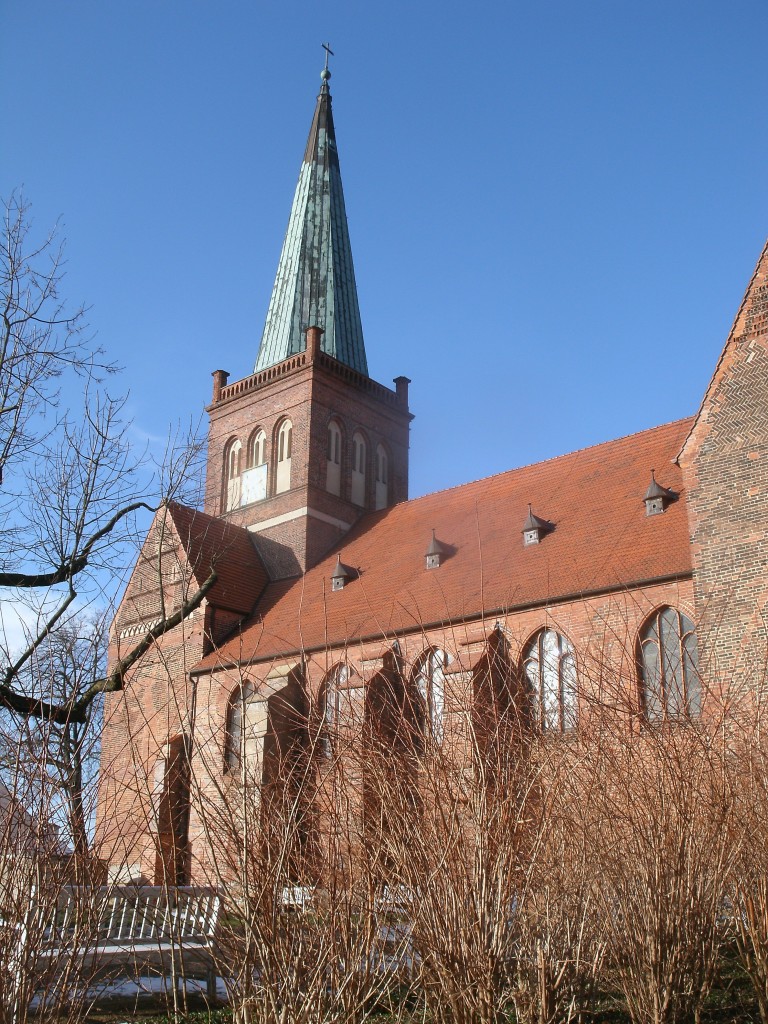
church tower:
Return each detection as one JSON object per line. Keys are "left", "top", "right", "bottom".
{"left": 203, "top": 63, "right": 412, "bottom": 579}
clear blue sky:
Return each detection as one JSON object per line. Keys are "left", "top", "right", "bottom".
{"left": 2, "top": 1, "right": 767, "bottom": 500}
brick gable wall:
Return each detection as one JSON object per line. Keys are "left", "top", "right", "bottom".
{"left": 680, "top": 242, "right": 768, "bottom": 698}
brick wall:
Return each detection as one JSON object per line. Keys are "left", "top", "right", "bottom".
{"left": 185, "top": 576, "right": 698, "bottom": 884}
{"left": 680, "top": 242, "right": 768, "bottom": 699}
{"left": 204, "top": 345, "right": 412, "bottom": 575}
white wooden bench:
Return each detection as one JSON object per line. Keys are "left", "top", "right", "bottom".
{"left": 280, "top": 884, "right": 314, "bottom": 911}
{"left": 38, "top": 885, "right": 220, "bottom": 1001}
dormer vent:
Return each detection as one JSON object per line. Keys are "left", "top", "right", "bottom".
{"left": 331, "top": 554, "right": 354, "bottom": 592}
{"left": 425, "top": 529, "right": 445, "bottom": 570}
{"left": 644, "top": 470, "right": 675, "bottom": 517}
{"left": 522, "top": 505, "right": 552, "bottom": 546}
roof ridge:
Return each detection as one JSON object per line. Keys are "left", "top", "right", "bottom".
{"left": 400, "top": 415, "right": 696, "bottom": 507}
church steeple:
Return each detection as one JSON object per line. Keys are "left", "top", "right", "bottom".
{"left": 254, "top": 61, "right": 369, "bottom": 376}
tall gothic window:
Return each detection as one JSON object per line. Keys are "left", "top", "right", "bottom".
{"left": 523, "top": 629, "right": 577, "bottom": 732}
{"left": 351, "top": 431, "right": 367, "bottom": 506}
{"left": 375, "top": 443, "right": 389, "bottom": 510}
{"left": 275, "top": 419, "right": 293, "bottom": 494}
{"left": 225, "top": 681, "right": 269, "bottom": 782}
{"left": 412, "top": 648, "right": 447, "bottom": 745}
{"left": 224, "top": 439, "right": 242, "bottom": 511}
{"left": 639, "top": 607, "right": 701, "bottom": 722}
{"left": 319, "top": 663, "right": 364, "bottom": 757}
{"left": 326, "top": 420, "right": 342, "bottom": 496}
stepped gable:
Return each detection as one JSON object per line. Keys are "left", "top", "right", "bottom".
{"left": 193, "top": 417, "right": 694, "bottom": 671}
{"left": 167, "top": 501, "right": 269, "bottom": 615}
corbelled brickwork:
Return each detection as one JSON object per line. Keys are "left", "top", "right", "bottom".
{"left": 680, "top": 242, "right": 768, "bottom": 698}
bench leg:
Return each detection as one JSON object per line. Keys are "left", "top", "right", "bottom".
{"left": 206, "top": 964, "right": 217, "bottom": 1004}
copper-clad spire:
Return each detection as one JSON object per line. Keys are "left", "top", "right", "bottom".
{"left": 254, "top": 56, "right": 368, "bottom": 375}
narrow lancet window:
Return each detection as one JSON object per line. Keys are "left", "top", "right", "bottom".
{"left": 375, "top": 444, "right": 389, "bottom": 510}
{"left": 351, "top": 431, "right": 367, "bottom": 506}
{"left": 327, "top": 420, "right": 342, "bottom": 496}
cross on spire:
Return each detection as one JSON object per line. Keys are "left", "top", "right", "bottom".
{"left": 322, "top": 42, "right": 334, "bottom": 72}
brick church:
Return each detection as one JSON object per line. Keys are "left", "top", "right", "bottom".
{"left": 95, "top": 65, "right": 768, "bottom": 885}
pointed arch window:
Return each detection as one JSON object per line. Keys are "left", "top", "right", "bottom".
{"left": 151, "top": 735, "right": 191, "bottom": 885}
{"left": 224, "top": 439, "right": 242, "bottom": 511}
{"left": 326, "top": 420, "right": 342, "bottom": 496}
{"left": 351, "top": 431, "right": 367, "bottom": 506}
{"left": 225, "top": 681, "right": 269, "bottom": 782}
{"left": 523, "top": 629, "right": 577, "bottom": 732}
{"left": 319, "top": 663, "right": 364, "bottom": 756}
{"left": 276, "top": 419, "right": 293, "bottom": 494}
{"left": 241, "top": 429, "right": 268, "bottom": 504}
{"left": 639, "top": 607, "right": 701, "bottom": 722}
{"left": 248, "top": 429, "right": 267, "bottom": 468}
{"left": 375, "top": 444, "right": 389, "bottom": 510}
{"left": 412, "top": 648, "right": 448, "bottom": 745}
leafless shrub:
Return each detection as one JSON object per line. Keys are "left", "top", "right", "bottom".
{"left": 725, "top": 698, "right": 768, "bottom": 1024}
{"left": 577, "top": 719, "right": 733, "bottom": 1024}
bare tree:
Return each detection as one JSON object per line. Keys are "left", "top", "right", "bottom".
{"left": 0, "top": 614, "right": 109, "bottom": 862}
{"left": 0, "top": 192, "right": 215, "bottom": 726}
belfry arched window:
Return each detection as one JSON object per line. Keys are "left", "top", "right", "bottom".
{"left": 248, "top": 429, "right": 267, "bottom": 469}
{"left": 224, "top": 439, "right": 242, "bottom": 511}
{"left": 241, "top": 429, "right": 268, "bottom": 504}
{"left": 375, "top": 444, "right": 389, "bottom": 510}
{"left": 351, "top": 431, "right": 367, "bottom": 506}
{"left": 225, "top": 681, "right": 269, "bottom": 782}
{"left": 326, "top": 420, "right": 342, "bottom": 496}
{"left": 522, "top": 629, "right": 577, "bottom": 732}
{"left": 412, "top": 648, "right": 448, "bottom": 745}
{"left": 639, "top": 607, "right": 701, "bottom": 722}
{"left": 275, "top": 419, "right": 292, "bottom": 494}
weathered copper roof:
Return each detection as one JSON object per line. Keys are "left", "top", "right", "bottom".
{"left": 254, "top": 71, "right": 368, "bottom": 375}
{"left": 193, "top": 417, "right": 695, "bottom": 673}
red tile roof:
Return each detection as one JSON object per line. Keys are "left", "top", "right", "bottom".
{"left": 167, "top": 501, "right": 269, "bottom": 615}
{"left": 193, "top": 418, "right": 694, "bottom": 672}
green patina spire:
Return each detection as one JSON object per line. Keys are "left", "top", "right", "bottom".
{"left": 254, "top": 58, "right": 368, "bottom": 376}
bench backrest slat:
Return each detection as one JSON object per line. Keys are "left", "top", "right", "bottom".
{"left": 43, "top": 886, "right": 219, "bottom": 950}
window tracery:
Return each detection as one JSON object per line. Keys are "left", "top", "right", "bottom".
{"left": 522, "top": 628, "right": 577, "bottom": 732}
{"left": 225, "top": 681, "right": 269, "bottom": 782}
{"left": 639, "top": 607, "right": 701, "bottom": 722}
{"left": 412, "top": 648, "right": 448, "bottom": 745}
